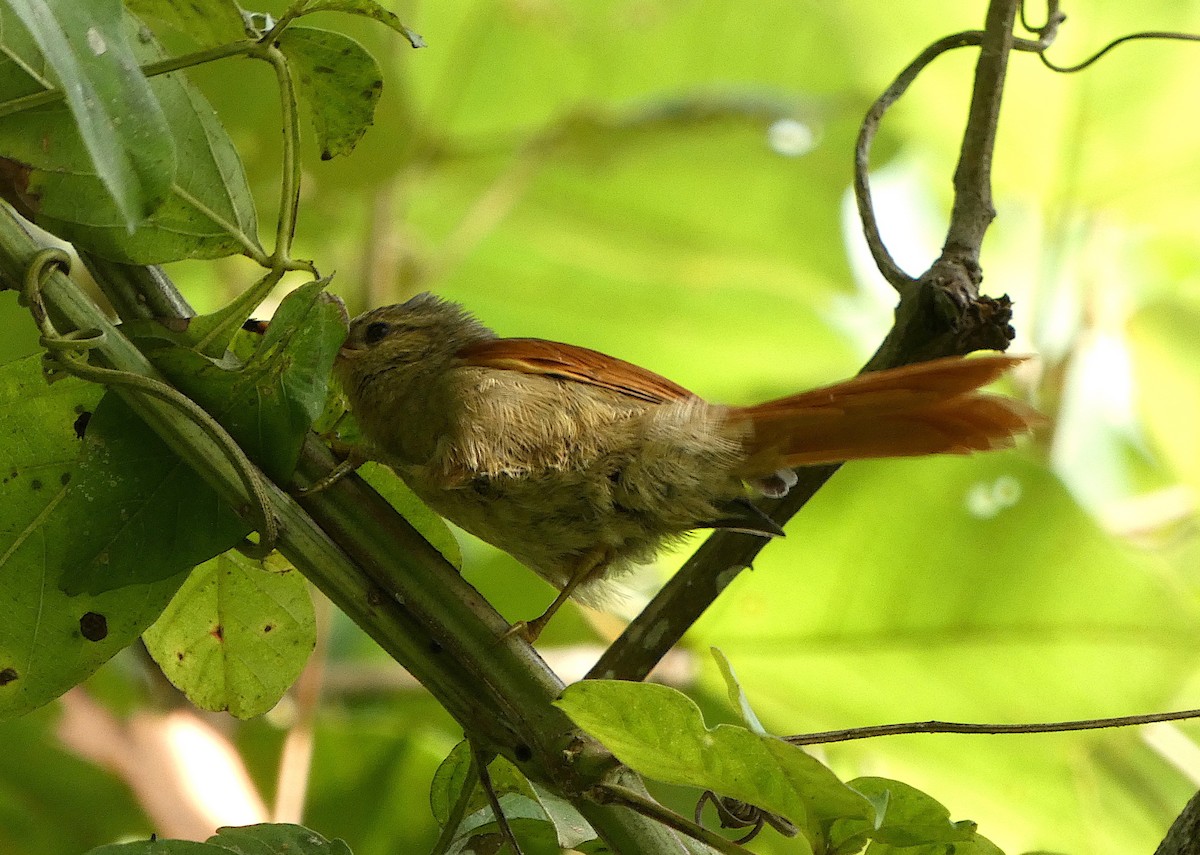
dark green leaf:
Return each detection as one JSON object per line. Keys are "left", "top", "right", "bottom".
{"left": 0, "top": 12, "right": 260, "bottom": 263}
{"left": 295, "top": 0, "right": 424, "bottom": 48}
{"left": 58, "top": 391, "right": 250, "bottom": 594}
{"left": 278, "top": 27, "right": 382, "bottom": 160}
{"left": 143, "top": 551, "right": 316, "bottom": 718}
{"left": 556, "top": 680, "right": 873, "bottom": 851}
{"left": 86, "top": 841, "right": 220, "bottom": 855}
{"left": 209, "top": 823, "right": 354, "bottom": 854}
{"left": 2, "top": 0, "right": 175, "bottom": 228}
{"left": 85, "top": 825, "right": 353, "bottom": 855}
{"left": 450, "top": 796, "right": 561, "bottom": 855}
{"left": 0, "top": 356, "right": 186, "bottom": 719}
{"left": 429, "top": 740, "right": 474, "bottom": 826}
{"left": 527, "top": 781, "right": 596, "bottom": 851}
{"left": 152, "top": 281, "right": 346, "bottom": 482}
{"left": 124, "top": 0, "right": 248, "bottom": 47}
{"left": 428, "top": 743, "right": 588, "bottom": 853}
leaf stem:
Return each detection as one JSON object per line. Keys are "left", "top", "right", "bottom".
{"left": 0, "top": 40, "right": 257, "bottom": 119}
{"left": 262, "top": 44, "right": 303, "bottom": 270}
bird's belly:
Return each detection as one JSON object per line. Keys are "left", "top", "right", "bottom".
{"left": 396, "top": 464, "right": 698, "bottom": 594}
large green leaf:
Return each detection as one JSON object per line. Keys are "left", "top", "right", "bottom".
{"left": 0, "top": 356, "right": 186, "bottom": 719}
{"left": 557, "top": 679, "right": 874, "bottom": 853}
{"left": 279, "top": 27, "right": 383, "bottom": 161}
{"left": 846, "top": 777, "right": 976, "bottom": 849}
{"left": 143, "top": 551, "right": 316, "bottom": 718}
{"left": 0, "top": 10, "right": 260, "bottom": 263}
{"left": 152, "top": 281, "right": 347, "bottom": 482}
{"left": 2, "top": 0, "right": 176, "bottom": 229}
{"left": 58, "top": 391, "right": 250, "bottom": 595}
{"left": 57, "top": 282, "right": 341, "bottom": 597}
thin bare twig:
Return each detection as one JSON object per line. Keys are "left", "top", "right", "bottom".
{"left": 855, "top": 31, "right": 980, "bottom": 292}
{"left": 784, "top": 707, "right": 1200, "bottom": 746}
{"left": 855, "top": 6, "right": 1060, "bottom": 293}
{"left": 592, "top": 0, "right": 1034, "bottom": 684}
{"left": 1042, "top": 30, "right": 1200, "bottom": 73}
{"left": 473, "top": 744, "right": 524, "bottom": 855}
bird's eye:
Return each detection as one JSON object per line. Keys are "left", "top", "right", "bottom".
{"left": 363, "top": 321, "right": 391, "bottom": 345}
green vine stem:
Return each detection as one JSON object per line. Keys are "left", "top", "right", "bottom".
{"left": 20, "top": 249, "right": 279, "bottom": 555}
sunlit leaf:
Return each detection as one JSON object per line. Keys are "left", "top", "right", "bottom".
{"left": 711, "top": 646, "right": 767, "bottom": 735}
{"left": 848, "top": 777, "right": 976, "bottom": 848}
{"left": 697, "top": 453, "right": 1200, "bottom": 855}
{"left": 143, "top": 551, "right": 316, "bottom": 718}
{"left": 557, "top": 679, "right": 873, "bottom": 852}
{"left": 1129, "top": 298, "right": 1200, "bottom": 493}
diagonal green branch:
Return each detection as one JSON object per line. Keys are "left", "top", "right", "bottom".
{"left": 0, "top": 206, "right": 687, "bottom": 854}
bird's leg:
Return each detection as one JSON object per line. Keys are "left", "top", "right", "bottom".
{"left": 295, "top": 444, "right": 367, "bottom": 495}
{"left": 505, "top": 547, "right": 609, "bottom": 644}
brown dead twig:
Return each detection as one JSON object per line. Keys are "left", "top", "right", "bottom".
{"left": 591, "top": 0, "right": 1047, "bottom": 685}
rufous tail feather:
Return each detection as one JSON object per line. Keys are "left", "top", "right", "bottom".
{"left": 732, "top": 355, "right": 1042, "bottom": 476}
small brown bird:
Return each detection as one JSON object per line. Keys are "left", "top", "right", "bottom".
{"left": 332, "top": 293, "right": 1040, "bottom": 641}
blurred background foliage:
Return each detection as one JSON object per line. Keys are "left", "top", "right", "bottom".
{"left": 2, "top": 0, "right": 1200, "bottom": 853}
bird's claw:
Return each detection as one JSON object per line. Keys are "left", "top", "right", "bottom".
{"left": 500, "top": 618, "right": 544, "bottom": 644}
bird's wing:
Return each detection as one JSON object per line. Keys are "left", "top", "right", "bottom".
{"left": 456, "top": 337, "right": 695, "bottom": 404}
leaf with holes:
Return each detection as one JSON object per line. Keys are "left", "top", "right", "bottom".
{"left": 0, "top": 356, "right": 187, "bottom": 720}
{"left": 279, "top": 27, "right": 383, "bottom": 160}
{"left": 143, "top": 551, "right": 315, "bottom": 718}
{"left": 57, "top": 390, "right": 251, "bottom": 595}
